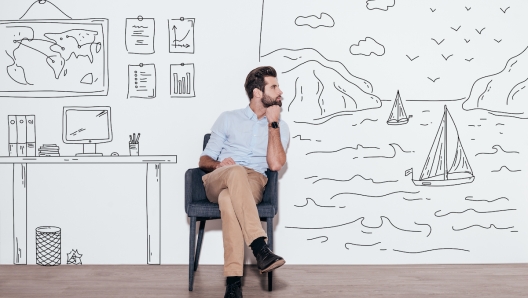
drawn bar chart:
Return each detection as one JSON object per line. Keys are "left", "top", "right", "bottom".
{"left": 170, "top": 63, "right": 195, "bottom": 97}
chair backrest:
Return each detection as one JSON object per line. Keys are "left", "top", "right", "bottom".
{"left": 203, "top": 133, "right": 211, "bottom": 150}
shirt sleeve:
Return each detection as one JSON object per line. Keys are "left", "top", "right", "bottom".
{"left": 279, "top": 120, "right": 290, "bottom": 151}
{"left": 201, "top": 112, "right": 229, "bottom": 160}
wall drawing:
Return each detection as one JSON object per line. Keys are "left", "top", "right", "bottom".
{"left": 168, "top": 18, "right": 195, "bottom": 53}
{"left": 260, "top": 0, "right": 528, "bottom": 263}
{"left": 0, "top": 1, "right": 108, "bottom": 97}
{"left": 125, "top": 16, "right": 155, "bottom": 54}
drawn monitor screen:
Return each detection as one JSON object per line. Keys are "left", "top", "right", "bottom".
{"left": 63, "top": 107, "right": 112, "bottom": 143}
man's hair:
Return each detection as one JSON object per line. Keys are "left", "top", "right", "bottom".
{"left": 244, "top": 66, "right": 277, "bottom": 100}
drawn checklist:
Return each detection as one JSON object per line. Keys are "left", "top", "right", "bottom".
{"left": 128, "top": 63, "right": 156, "bottom": 99}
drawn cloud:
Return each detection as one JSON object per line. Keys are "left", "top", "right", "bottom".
{"left": 261, "top": 48, "right": 381, "bottom": 121}
{"left": 295, "top": 13, "right": 335, "bottom": 29}
{"left": 462, "top": 45, "right": 528, "bottom": 118}
{"left": 350, "top": 37, "right": 385, "bottom": 56}
{"left": 366, "top": 0, "right": 395, "bottom": 11}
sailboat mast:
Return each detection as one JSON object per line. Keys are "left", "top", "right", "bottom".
{"left": 443, "top": 105, "right": 448, "bottom": 180}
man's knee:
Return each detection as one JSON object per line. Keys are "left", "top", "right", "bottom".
{"left": 225, "top": 165, "right": 247, "bottom": 180}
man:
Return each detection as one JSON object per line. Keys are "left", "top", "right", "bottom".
{"left": 199, "top": 66, "right": 289, "bottom": 297}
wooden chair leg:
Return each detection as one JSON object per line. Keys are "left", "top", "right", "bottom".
{"left": 194, "top": 220, "right": 206, "bottom": 271}
{"left": 267, "top": 217, "right": 274, "bottom": 291}
{"left": 189, "top": 217, "right": 197, "bottom": 291}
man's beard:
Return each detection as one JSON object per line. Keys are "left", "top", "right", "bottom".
{"left": 261, "top": 93, "right": 282, "bottom": 108}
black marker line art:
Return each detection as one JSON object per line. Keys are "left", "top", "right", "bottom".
{"left": 452, "top": 224, "right": 514, "bottom": 231}
{"left": 350, "top": 37, "right": 385, "bottom": 56}
{"left": 407, "top": 106, "right": 475, "bottom": 187}
{"left": 500, "top": 7, "right": 510, "bottom": 14}
{"left": 366, "top": 0, "right": 395, "bottom": 11}
{"left": 168, "top": 17, "right": 195, "bottom": 54}
{"left": 286, "top": 216, "right": 423, "bottom": 234}
{"left": 0, "top": 19, "right": 109, "bottom": 98}
{"left": 423, "top": 110, "right": 430, "bottom": 112}
{"left": 475, "top": 27, "right": 486, "bottom": 34}
{"left": 67, "top": 249, "right": 83, "bottom": 265}
{"left": 434, "top": 208, "right": 516, "bottom": 217}
{"left": 430, "top": 8, "right": 436, "bottom": 12}
{"left": 496, "top": 123, "right": 505, "bottom": 126}
{"left": 364, "top": 143, "right": 413, "bottom": 159}
{"left": 306, "top": 144, "right": 379, "bottom": 155}
{"left": 494, "top": 39, "right": 502, "bottom": 43}
{"left": 420, "top": 124, "right": 429, "bottom": 126}
{"left": 312, "top": 174, "right": 397, "bottom": 184}
{"left": 406, "top": 55, "right": 419, "bottom": 61}
{"left": 387, "top": 91, "right": 412, "bottom": 125}
{"left": 491, "top": 166, "right": 521, "bottom": 173}
{"left": 465, "top": 196, "right": 509, "bottom": 203}
{"left": 403, "top": 197, "right": 422, "bottom": 201}
{"left": 345, "top": 242, "right": 380, "bottom": 249}
{"left": 475, "top": 145, "right": 519, "bottom": 156}
{"left": 361, "top": 230, "right": 372, "bottom": 234}
{"left": 414, "top": 222, "right": 432, "bottom": 237}
{"left": 258, "top": 0, "right": 264, "bottom": 61}
{"left": 170, "top": 63, "right": 195, "bottom": 98}
{"left": 262, "top": 48, "right": 381, "bottom": 120}
{"left": 442, "top": 54, "right": 453, "bottom": 61}
{"left": 465, "top": 6, "right": 471, "bottom": 11}
{"left": 127, "top": 63, "right": 156, "bottom": 99}
{"left": 360, "top": 118, "right": 378, "bottom": 124}
{"left": 465, "top": 39, "right": 471, "bottom": 43}
{"left": 287, "top": 77, "right": 300, "bottom": 112}
{"left": 292, "top": 135, "right": 311, "bottom": 141}
{"left": 304, "top": 176, "right": 318, "bottom": 179}
{"left": 451, "top": 26, "right": 461, "bottom": 31}
{"left": 393, "top": 248, "right": 470, "bottom": 254}
{"left": 307, "top": 236, "right": 328, "bottom": 243}
{"left": 431, "top": 38, "right": 444, "bottom": 45}
{"left": 330, "top": 190, "right": 420, "bottom": 200}
{"left": 294, "top": 198, "right": 335, "bottom": 208}
{"left": 465, "top": 58, "right": 474, "bottom": 62}
{"left": 125, "top": 16, "right": 155, "bottom": 54}
{"left": 20, "top": 0, "right": 72, "bottom": 19}
{"left": 294, "top": 12, "right": 334, "bottom": 29}
{"left": 511, "top": 231, "right": 518, "bottom": 233}
{"left": 428, "top": 77, "right": 440, "bottom": 82}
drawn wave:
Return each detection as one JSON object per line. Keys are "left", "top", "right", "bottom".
{"left": 393, "top": 248, "right": 470, "bottom": 254}
{"left": 294, "top": 198, "right": 335, "bottom": 208}
{"left": 364, "top": 143, "right": 413, "bottom": 159}
{"left": 312, "top": 174, "right": 397, "bottom": 184}
{"left": 306, "top": 144, "right": 379, "bottom": 155}
{"left": 414, "top": 222, "right": 432, "bottom": 237}
{"left": 304, "top": 176, "right": 318, "bottom": 179}
{"left": 434, "top": 208, "right": 516, "bottom": 217}
{"left": 452, "top": 224, "right": 514, "bottom": 231}
{"left": 475, "top": 145, "right": 519, "bottom": 156}
{"left": 294, "top": 112, "right": 356, "bottom": 125}
{"left": 491, "top": 166, "right": 521, "bottom": 173}
{"left": 330, "top": 190, "right": 419, "bottom": 200}
{"left": 292, "top": 135, "right": 311, "bottom": 141}
{"left": 285, "top": 216, "right": 426, "bottom": 234}
{"left": 307, "top": 236, "right": 328, "bottom": 243}
{"left": 345, "top": 242, "right": 380, "bottom": 249}
{"left": 465, "top": 196, "right": 509, "bottom": 203}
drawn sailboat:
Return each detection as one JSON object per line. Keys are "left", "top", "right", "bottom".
{"left": 387, "top": 90, "right": 411, "bottom": 125}
{"left": 406, "top": 105, "right": 475, "bottom": 186}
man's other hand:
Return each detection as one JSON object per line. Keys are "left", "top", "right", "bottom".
{"left": 217, "top": 157, "right": 236, "bottom": 168}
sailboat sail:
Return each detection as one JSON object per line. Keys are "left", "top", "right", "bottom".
{"left": 387, "top": 91, "right": 410, "bottom": 125}
{"left": 412, "top": 106, "right": 474, "bottom": 186}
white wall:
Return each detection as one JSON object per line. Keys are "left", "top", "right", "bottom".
{"left": 1, "top": 0, "right": 528, "bottom": 265}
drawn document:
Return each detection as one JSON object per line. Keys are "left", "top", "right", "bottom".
{"left": 126, "top": 17, "right": 155, "bottom": 54}
{"left": 128, "top": 63, "right": 156, "bottom": 98}
{"left": 170, "top": 63, "right": 195, "bottom": 97}
{"left": 168, "top": 18, "right": 195, "bottom": 53}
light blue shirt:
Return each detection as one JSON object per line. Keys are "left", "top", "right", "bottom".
{"left": 201, "top": 105, "right": 290, "bottom": 176}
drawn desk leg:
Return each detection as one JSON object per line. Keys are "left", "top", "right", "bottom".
{"left": 13, "top": 163, "right": 28, "bottom": 265}
{"left": 146, "top": 163, "right": 161, "bottom": 264}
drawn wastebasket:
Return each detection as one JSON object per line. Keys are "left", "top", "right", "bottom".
{"left": 36, "top": 226, "right": 61, "bottom": 266}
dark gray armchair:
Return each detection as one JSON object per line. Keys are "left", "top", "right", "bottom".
{"left": 185, "top": 134, "right": 279, "bottom": 291}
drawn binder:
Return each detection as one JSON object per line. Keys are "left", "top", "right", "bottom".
{"left": 8, "top": 115, "right": 17, "bottom": 156}
{"left": 26, "top": 115, "right": 36, "bottom": 156}
{"left": 16, "top": 116, "right": 27, "bottom": 156}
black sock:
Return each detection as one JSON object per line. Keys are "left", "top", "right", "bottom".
{"left": 226, "top": 276, "right": 241, "bottom": 285}
{"left": 250, "top": 237, "right": 267, "bottom": 257}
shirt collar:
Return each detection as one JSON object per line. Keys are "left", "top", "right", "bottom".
{"left": 244, "top": 105, "right": 257, "bottom": 120}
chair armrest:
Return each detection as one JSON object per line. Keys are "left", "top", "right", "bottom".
{"left": 262, "top": 169, "right": 279, "bottom": 215}
{"left": 185, "top": 167, "right": 207, "bottom": 214}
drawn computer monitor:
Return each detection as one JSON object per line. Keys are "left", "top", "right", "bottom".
{"left": 62, "top": 106, "right": 113, "bottom": 156}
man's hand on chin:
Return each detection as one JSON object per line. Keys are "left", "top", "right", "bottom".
{"left": 265, "top": 105, "right": 281, "bottom": 123}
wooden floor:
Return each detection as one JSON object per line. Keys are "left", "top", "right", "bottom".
{"left": 1, "top": 264, "right": 528, "bottom": 297}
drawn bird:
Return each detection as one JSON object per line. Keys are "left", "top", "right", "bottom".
{"left": 475, "top": 27, "right": 486, "bottom": 34}
{"left": 431, "top": 38, "right": 444, "bottom": 45}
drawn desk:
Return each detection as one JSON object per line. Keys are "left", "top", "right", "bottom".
{"left": 0, "top": 155, "right": 177, "bottom": 265}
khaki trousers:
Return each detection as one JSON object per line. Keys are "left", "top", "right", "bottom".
{"left": 202, "top": 165, "right": 268, "bottom": 276}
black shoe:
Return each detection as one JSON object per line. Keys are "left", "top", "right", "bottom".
{"left": 255, "top": 245, "right": 286, "bottom": 274}
{"left": 224, "top": 280, "right": 242, "bottom": 298}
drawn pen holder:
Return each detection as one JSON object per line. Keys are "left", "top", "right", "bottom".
{"left": 129, "top": 143, "right": 139, "bottom": 156}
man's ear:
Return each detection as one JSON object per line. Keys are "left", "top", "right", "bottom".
{"left": 253, "top": 88, "right": 262, "bottom": 99}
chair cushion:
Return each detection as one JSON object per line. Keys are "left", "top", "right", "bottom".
{"left": 187, "top": 200, "right": 276, "bottom": 218}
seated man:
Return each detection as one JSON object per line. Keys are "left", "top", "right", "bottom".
{"left": 199, "top": 66, "right": 289, "bottom": 297}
